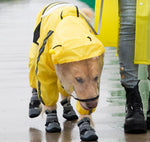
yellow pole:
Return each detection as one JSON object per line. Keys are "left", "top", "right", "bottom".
{"left": 94, "top": 0, "right": 119, "bottom": 48}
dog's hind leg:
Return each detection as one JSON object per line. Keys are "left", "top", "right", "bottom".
{"left": 29, "top": 88, "right": 42, "bottom": 118}
{"left": 28, "top": 43, "right": 42, "bottom": 118}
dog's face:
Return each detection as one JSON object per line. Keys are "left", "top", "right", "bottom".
{"left": 55, "top": 55, "right": 104, "bottom": 110}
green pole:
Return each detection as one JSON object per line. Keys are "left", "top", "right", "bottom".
{"left": 79, "top": 0, "right": 95, "bottom": 10}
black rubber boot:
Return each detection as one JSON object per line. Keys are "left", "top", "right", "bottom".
{"left": 147, "top": 92, "right": 150, "bottom": 129}
{"left": 124, "top": 84, "right": 147, "bottom": 133}
{"left": 147, "top": 77, "right": 150, "bottom": 129}
{"left": 29, "top": 88, "right": 42, "bottom": 118}
{"left": 60, "top": 99, "right": 78, "bottom": 121}
{"left": 45, "top": 110, "right": 61, "bottom": 133}
{"left": 77, "top": 117, "right": 98, "bottom": 141}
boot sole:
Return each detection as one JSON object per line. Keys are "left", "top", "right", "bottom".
{"left": 46, "top": 128, "right": 61, "bottom": 133}
{"left": 46, "top": 126, "right": 61, "bottom": 133}
{"left": 29, "top": 108, "right": 42, "bottom": 118}
{"left": 124, "top": 122, "right": 147, "bottom": 133}
{"left": 81, "top": 131, "right": 98, "bottom": 141}
{"left": 45, "top": 122, "right": 61, "bottom": 133}
{"left": 63, "top": 114, "right": 78, "bottom": 121}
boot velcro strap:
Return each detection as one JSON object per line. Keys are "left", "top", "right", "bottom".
{"left": 32, "top": 88, "right": 37, "bottom": 95}
{"left": 63, "top": 105, "right": 73, "bottom": 112}
{"left": 30, "top": 95, "right": 39, "bottom": 101}
{"left": 78, "top": 122, "right": 95, "bottom": 134}
{"left": 32, "top": 92, "right": 37, "bottom": 96}
{"left": 60, "top": 98, "right": 70, "bottom": 106}
{"left": 45, "top": 110, "right": 59, "bottom": 126}
{"left": 77, "top": 117, "right": 90, "bottom": 126}
{"left": 46, "top": 114, "right": 58, "bottom": 124}
{"left": 45, "top": 110, "right": 56, "bottom": 114}
{"left": 126, "top": 103, "right": 143, "bottom": 114}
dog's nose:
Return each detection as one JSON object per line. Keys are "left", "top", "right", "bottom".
{"left": 86, "top": 101, "right": 98, "bottom": 109}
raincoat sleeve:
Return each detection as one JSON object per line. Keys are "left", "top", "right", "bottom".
{"left": 135, "top": 0, "right": 150, "bottom": 64}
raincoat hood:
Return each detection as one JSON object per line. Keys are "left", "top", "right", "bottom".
{"left": 50, "top": 16, "right": 105, "bottom": 65}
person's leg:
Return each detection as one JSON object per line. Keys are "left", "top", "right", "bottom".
{"left": 118, "top": 0, "right": 146, "bottom": 133}
{"left": 119, "top": 0, "right": 138, "bottom": 87}
{"left": 147, "top": 65, "right": 150, "bottom": 81}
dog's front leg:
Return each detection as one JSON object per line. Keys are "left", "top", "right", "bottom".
{"left": 44, "top": 105, "right": 61, "bottom": 133}
{"left": 77, "top": 114, "right": 98, "bottom": 141}
{"left": 45, "top": 105, "right": 57, "bottom": 111}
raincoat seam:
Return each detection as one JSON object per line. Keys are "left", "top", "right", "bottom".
{"left": 75, "top": 6, "right": 79, "bottom": 17}
{"left": 79, "top": 13, "right": 97, "bottom": 35}
{"left": 60, "top": 11, "right": 63, "bottom": 19}
{"left": 32, "top": 3, "right": 56, "bottom": 45}
{"left": 42, "top": 2, "right": 67, "bottom": 15}
{"left": 33, "top": 22, "right": 41, "bottom": 45}
{"left": 36, "top": 30, "right": 54, "bottom": 74}
{"left": 38, "top": 81, "right": 45, "bottom": 105}
{"left": 52, "top": 45, "right": 62, "bottom": 49}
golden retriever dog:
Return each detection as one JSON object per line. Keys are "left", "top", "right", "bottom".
{"left": 28, "top": 2, "right": 104, "bottom": 141}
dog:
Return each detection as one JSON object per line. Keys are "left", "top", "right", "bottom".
{"left": 28, "top": 2, "right": 104, "bottom": 141}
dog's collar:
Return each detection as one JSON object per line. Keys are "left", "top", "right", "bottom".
{"left": 71, "top": 95, "right": 99, "bottom": 102}
{"left": 60, "top": 84, "right": 99, "bottom": 102}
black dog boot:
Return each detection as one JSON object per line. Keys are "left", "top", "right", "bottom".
{"left": 29, "top": 88, "right": 42, "bottom": 118}
{"left": 45, "top": 110, "right": 61, "bottom": 133}
{"left": 124, "top": 84, "right": 147, "bottom": 133}
{"left": 60, "top": 99, "right": 78, "bottom": 121}
{"left": 77, "top": 117, "right": 98, "bottom": 141}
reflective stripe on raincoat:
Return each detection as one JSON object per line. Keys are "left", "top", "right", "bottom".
{"left": 28, "top": 3, "right": 104, "bottom": 114}
{"left": 95, "top": 0, "right": 150, "bottom": 64}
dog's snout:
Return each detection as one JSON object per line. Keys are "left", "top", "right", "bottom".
{"left": 86, "top": 101, "right": 97, "bottom": 109}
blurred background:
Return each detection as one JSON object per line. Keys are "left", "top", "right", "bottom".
{"left": 0, "top": 0, "right": 149, "bottom": 142}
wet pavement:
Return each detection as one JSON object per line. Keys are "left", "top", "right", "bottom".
{"left": 0, "top": 0, "right": 150, "bottom": 142}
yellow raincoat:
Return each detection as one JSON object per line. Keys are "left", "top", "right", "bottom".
{"left": 95, "top": 0, "right": 150, "bottom": 64}
{"left": 29, "top": 3, "right": 104, "bottom": 115}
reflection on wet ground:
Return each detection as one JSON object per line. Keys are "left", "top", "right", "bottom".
{"left": 0, "top": 0, "right": 150, "bottom": 142}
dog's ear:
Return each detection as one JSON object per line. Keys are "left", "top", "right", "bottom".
{"left": 81, "top": 8, "right": 94, "bottom": 21}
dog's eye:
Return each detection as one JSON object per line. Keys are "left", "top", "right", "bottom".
{"left": 94, "top": 76, "right": 99, "bottom": 82}
{"left": 75, "top": 77, "right": 84, "bottom": 83}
